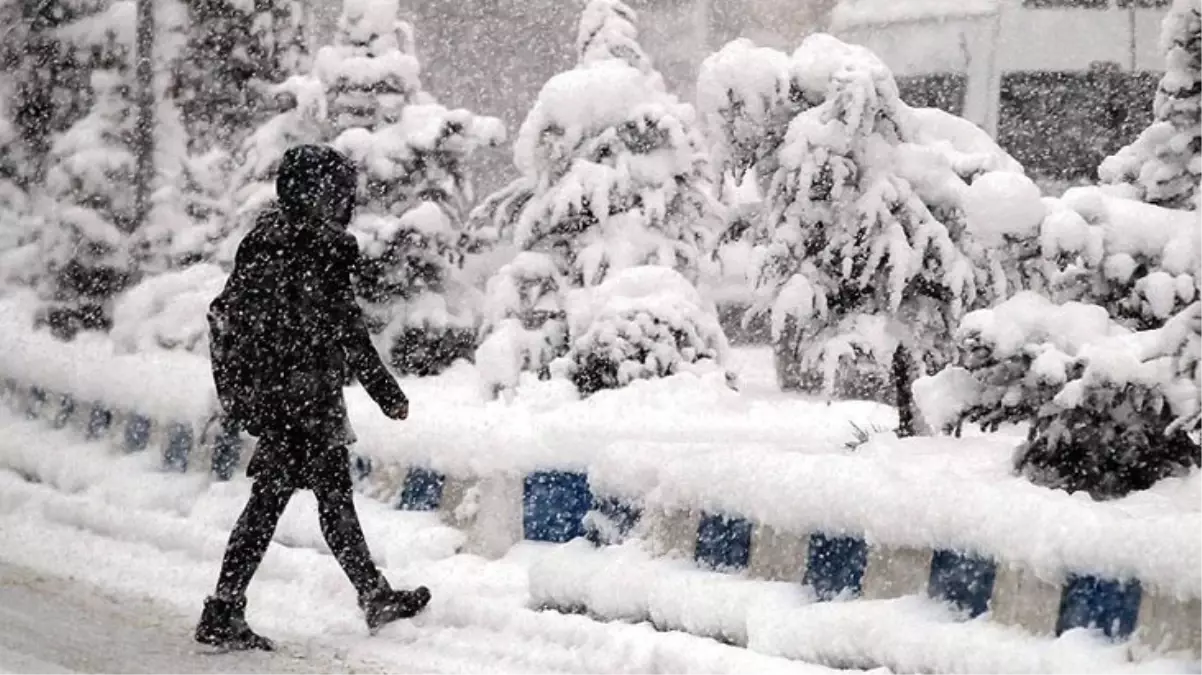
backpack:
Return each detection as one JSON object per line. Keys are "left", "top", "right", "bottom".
{"left": 208, "top": 282, "right": 268, "bottom": 435}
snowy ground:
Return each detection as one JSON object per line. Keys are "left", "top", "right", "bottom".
{"left": 0, "top": 406, "right": 847, "bottom": 675}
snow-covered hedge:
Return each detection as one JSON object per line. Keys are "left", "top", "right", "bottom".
{"left": 109, "top": 263, "right": 226, "bottom": 355}
{"left": 916, "top": 293, "right": 1201, "bottom": 499}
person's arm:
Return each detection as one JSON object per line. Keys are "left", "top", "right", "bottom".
{"left": 329, "top": 234, "right": 408, "bottom": 418}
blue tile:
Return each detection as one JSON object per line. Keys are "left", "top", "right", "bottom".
{"left": 586, "top": 496, "right": 642, "bottom": 546}
{"left": 804, "top": 533, "right": 868, "bottom": 601}
{"left": 211, "top": 418, "right": 241, "bottom": 481}
{"left": 928, "top": 549, "right": 997, "bottom": 618}
{"left": 86, "top": 405, "right": 112, "bottom": 440}
{"left": 25, "top": 386, "right": 46, "bottom": 419}
{"left": 52, "top": 394, "right": 75, "bottom": 429}
{"left": 523, "top": 471, "right": 591, "bottom": 543}
{"left": 124, "top": 414, "right": 151, "bottom": 453}
{"left": 695, "top": 512, "right": 753, "bottom": 572}
{"left": 398, "top": 467, "right": 445, "bottom": 511}
{"left": 1055, "top": 574, "right": 1142, "bottom": 640}
{"left": 163, "top": 422, "right": 192, "bottom": 472}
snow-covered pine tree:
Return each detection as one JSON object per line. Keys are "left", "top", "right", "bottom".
{"left": 317, "top": 0, "right": 504, "bottom": 376}
{"left": 35, "top": 4, "right": 139, "bottom": 338}
{"left": 215, "top": 74, "right": 328, "bottom": 265}
{"left": 177, "top": 0, "right": 309, "bottom": 152}
{"left": 1100, "top": 0, "right": 1200, "bottom": 211}
{"left": 727, "top": 34, "right": 1029, "bottom": 406}
{"left": 474, "top": 0, "right": 728, "bottom": 397}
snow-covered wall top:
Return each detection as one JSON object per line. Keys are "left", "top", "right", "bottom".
{"left": 830, "top": 0, "right": 998, "bottom": 29}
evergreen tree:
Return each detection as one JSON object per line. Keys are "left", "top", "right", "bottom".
{"left": 215, "top": 73, "right": 329, "bottom": 265}
{"left": 1100, "top": 0, "right": 1201, "bottom": 211}
{"left": 318, "top": 0, "right": 504, "bottom": 376}
{"left": 474, "top": 0, "right": 727, "bottom": 397}
{"left": 176, "top": 0, "right": 309, "bottom": 152}
{"left": 716, "top": 34, "right": 1028, "bottom": 403}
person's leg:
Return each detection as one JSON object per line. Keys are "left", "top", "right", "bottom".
{"left": 214, "top": 477, "right": 295, "bottom": 600}
{"left": 311, "top": 447, "right": 385, "bottom": 597}
{"left": 196, "top": 477, "right": 294, "bottom": 650}
{"left": 310, "top": 445, "right": 429, "bottom": 630}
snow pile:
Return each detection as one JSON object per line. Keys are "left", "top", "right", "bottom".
{"left": 109, "top": 263, "right": 227, "bottom": 355}
{"left": 476, "top": 1, "right": 726, "bottom": 397}
{"left": 1100, "top": 0, "right": 1200, "bottom": 211}
{"left": 701, "top": 33, "right": 1030, "bottom": 401}
{"left": 552, "top": 267, "right": 733, "bottom": 395}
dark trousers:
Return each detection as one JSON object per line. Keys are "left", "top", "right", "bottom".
{"left": 213, "top": 445, "right": 383, "bottom": 602}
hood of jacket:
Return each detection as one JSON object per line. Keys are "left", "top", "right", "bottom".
{"left": 275, "top": 144, "right": 358, "bottom": 232}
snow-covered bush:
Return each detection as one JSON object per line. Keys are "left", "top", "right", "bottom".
{"left": 474, "top": 0, "right": 727, "bottom": 397}
{"left": 915, "top": 293, "right": 1201, "bottom": 499}
{"left": 1100, "top": 0, "right": 1200, "bottom": 211}
{"left": 705, "top": 34, "right": 1029, "bottom": 402}
{"left": 319, "top": 0, "right": 505, "bottom": 376}
{"left": 1040, "top": 186, "right": 1199, "bottom": 331}
{"left": 552, "top": 266, "right": 732, "bottom": 395}
{"left": 110, "top": 263, "right": 227, "bottom": 354}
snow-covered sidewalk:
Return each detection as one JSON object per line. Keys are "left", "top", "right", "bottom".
{"left": 0, "top": 410, "right": 842, "bottom": 675}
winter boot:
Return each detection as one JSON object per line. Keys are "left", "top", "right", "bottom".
{"left": 359, "top": 580, "right": 431, "bottom": 632}
{"left": 195, "top": 596, "right": 276, "bottom": 651}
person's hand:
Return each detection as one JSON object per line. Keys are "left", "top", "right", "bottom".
{"left": 385, "top": 399, "right": 409, "bottom": 421}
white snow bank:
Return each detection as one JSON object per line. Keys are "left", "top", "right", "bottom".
{"left": 531, "top": 541, "right": 1193, "bottom": 674}
{"left": 110, "top": 264, "right": 227, "bottom": 355}
{"left": 0, "top": 297, "right": 216, "bottom": 423}
{"left": 591, "top": 435, "right": 1200, "bottom": 598}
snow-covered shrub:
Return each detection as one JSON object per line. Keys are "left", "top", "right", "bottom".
{"left": 110, "top": 263, "right": 227, "bottom": 354}
{"left": 915, "top": 293, "right": 1201, "bottom": 499}
{"left": 1100, "top": 0, "right": 1200, "bottom": 211}
{"left": 474, "top": 0, "right": 727, "bottom": 397}
{"left": 552, "top": 267, "right": 732, "bottom": 395}
{"left": 1040, "top": 186, "right": 1199, "bottom": 331}
{"left": 319, "top": 0, "right": 504, "bottom": 376}
{"left": 705, "top": 34, "right": 1029, "bottom": 402}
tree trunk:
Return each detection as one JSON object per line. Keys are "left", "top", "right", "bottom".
{"left": 132, "top": 0, "right": 156, "bottom": 232}
{"left": 892, "top": 344, "right": 917, "bottom": 438}
{"left": 773, "top": 314, "right": 802, "bottom": 392}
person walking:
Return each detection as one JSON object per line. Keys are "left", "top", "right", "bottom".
{"left": 196, "top": 144, "right": 430, "bottom": 651}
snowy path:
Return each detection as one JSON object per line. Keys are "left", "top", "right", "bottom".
{"left": 0, "top": 409, "right": 842, "bottom": 674}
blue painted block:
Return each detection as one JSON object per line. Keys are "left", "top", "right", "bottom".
{"left": 695, "top": 512, "right": 753, "bottom": 571}
{"left": 124, "top": 414, "right": 151, "bottom": 453}
{"left": 86, "top": 405, "right": 112, "bottom": 440}
{"left": 211, "top": 418, "right": 241, "bottom": 481}
{"left": 523, "top": 471, "right": 591, "bottom": 543}
{"left": 1055, "top": 574, "right": 1141, "bottom": 640}
{"left": 398, "top": 467, "right": 445, "bottom": 511}
{"left": 163, "top": 422, "right": 192, "bottom": 473}
{"left": 804, "top": 533, "right": 868, "bottom": 601}
{"left": 25, "top": 386, "right": 46, "bottom": 419}
{"left": 928, "top": 549, "right": 997, "bottom": 618}
{"left": 586, "top": 496, "right": 642, "bottom": 546}
{"left": 350, "top": 453, "right": 373, "bottom": 484}
{"left": 52, "top": 394, "right": 75, "bottom": 429}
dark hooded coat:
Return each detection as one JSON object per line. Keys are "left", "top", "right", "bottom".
{"left": 209, "top": 144, "right": 406, "bottom": 489}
